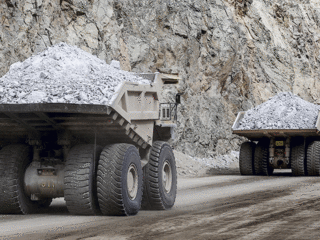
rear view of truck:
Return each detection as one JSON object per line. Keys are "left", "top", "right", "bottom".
{"left": 0, "top": 43, "right": 180, "bottom": 216}
{"left": 232, "top": 92, "right": 320, "bottom": 176}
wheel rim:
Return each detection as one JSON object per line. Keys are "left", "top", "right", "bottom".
{"left": 127, "top": 164, "right": 138, "bottom": 200}
{"left": 162, "top": 160, "right": 172, "bottom": 193}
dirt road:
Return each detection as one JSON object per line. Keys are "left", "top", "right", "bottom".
{"left": 1, "top": 171, "right": 320, "bottom": 240}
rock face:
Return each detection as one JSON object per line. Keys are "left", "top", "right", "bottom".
{"left": 1, "top": 0, "right": 320, "bottom": 157}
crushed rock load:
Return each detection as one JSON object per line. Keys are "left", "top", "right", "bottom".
{"left": 0, "top": 42, "right": 149, "bottom": 105}
{"left": 236, "top": 92, "right": 320, "bottom": 130}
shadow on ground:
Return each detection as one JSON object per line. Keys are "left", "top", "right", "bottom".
{"left": 43, "top": 205, "right": 69, "bottom": 215}
{"left": 207, "top": 168, "right": 294, "bottom": 177}
{"left": 206, "top": 168, "right": 240, "bottom": 176}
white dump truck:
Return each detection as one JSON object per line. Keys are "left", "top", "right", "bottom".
{"left": 0, "top": 72, "right": 180, "bottom": 216}
{"left": 232, "top": 111, "right": 320, "bottom": 176}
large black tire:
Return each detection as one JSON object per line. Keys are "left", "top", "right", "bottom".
{"left": 306, "top": 141, "right": 320, "bottom": 176}
{"left": 239, "top": 142, "right": 256, "bottom": 175}
{"left": 64, "top": 144, "right": 102, "bottom": 215}
{"left": 291, "top": 138, "right": 306, "bottom": 176}
{"left": 254, "top": 139, "right": 273, "bottom": 176}
{"left": 97, "top": 144, "right": 143, "bottom": 216}
{"left": 142, "top": 141, "right": 177, "bottom": 210}
{"left": 0, "top": 144, "right": 43, "bottom": 214}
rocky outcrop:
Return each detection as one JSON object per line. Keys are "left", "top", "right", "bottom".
{"left": 1, "top": 0, "right": 320, "bottom": 157}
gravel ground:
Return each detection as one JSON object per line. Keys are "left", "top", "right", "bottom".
{"left": 3, "top": 174, "right": 320, "bottom": 240}
{"left": 235, "top": 92, "right": 320, "bottom": 130}
{"left": 0, "top": 42, "right": 149, "bottom": 105}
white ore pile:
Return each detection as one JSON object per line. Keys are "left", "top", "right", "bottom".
{"left": 0, "top": 42, "right": 149, "bottom": 105}
{"left": 236, "top": 92, "right": 320, "bottom": 130}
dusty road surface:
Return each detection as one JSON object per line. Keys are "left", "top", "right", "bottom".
{"left": 1, "top": 170, "right": 320, "bottom": 240}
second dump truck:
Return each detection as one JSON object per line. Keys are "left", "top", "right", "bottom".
{"left": 0, "top": 73, "right": 180, "bottom": 216}
{"left": 232, "top": 111, "right": 320, "bottom": 176}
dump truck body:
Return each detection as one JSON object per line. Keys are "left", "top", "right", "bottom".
{"left": 0, "top": 73, "right": 180, "bottom": 215}
{"left": 232, "top": 111, "right": 320, "bottom": 140}
{"left": 0, "top": 73, "right": 177, "bottom": 154}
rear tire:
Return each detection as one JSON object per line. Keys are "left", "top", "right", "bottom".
{"left": 254, "top": 139, "right": 273, "bottom": 176}
{"left": 97, "top": 144, "right": 143, "bottom": 216}
{"left": 291, "top": 138, "right": 306, "bottom": 176}
{"left": 0, "top": 144, "right": 42, "bottom": 214}
{"left": 306, "top": 141, "right": 320, "bottom": 176}
{"left": 239, "top": 142, "right": 256, "bottom": 175}
{"left": 64, "top": 144, "right": 102, "bottom": 215}
{"left": 141, "top": 141, "right": 177, "bottom": 210}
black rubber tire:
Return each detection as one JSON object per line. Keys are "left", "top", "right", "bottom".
{"left": 0, "top": 144, "right": 42, "bottom": 214}
{"left": 64, "top": 144, "right": 102, "bottom": 215}
{"left": 254, "top": 139, "right": 273, "bottom": 176}
{"left": 291, "top": 138, "right": 306, "bottom": 176}
{"left": 306, "top": 141, "right": 320, "bottom": 176}
{"left": 141, "top": 141, "right": 177, "bottom": 210}
{"left": 239, "top": 142, "right": 256, "bottom": 175}
{"left": 97, "top": 144, "right": 143, "bottom": 216}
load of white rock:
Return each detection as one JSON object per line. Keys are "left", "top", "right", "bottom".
{"left": 0, "top": 42, "right": 150, "bottom": 105}
{"left": 235, "top": 92, "right": 320, "bottom": 130}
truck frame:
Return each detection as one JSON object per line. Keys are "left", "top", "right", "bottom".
{"left": 232, "top": 111, "right": 320, "bottom": 176}
{"left": 0, "top": 73, "right": 180, "bottom": 216}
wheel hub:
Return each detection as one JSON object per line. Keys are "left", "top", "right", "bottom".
{"left": 162, "top": 160, "right": 172, "bottom": 193}
{"left": 127, "top": 164, "right": 138, "bottom": 200}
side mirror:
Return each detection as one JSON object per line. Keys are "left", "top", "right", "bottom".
{"left": 176, "top": 93, "right": 181, "bottom": 105}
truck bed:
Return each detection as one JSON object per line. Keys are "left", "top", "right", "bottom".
{"left": 0, "top": 103, "right": 135, "bottom": 146}
{"left": 232, "top": 111, "right": 320, "bottom": 140}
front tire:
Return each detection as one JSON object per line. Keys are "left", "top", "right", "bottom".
{"left": 97, "top": 144, "right": 143, "bottom": 216}
{"left": 142, "top": 141, "right": 177, "bottom": 210}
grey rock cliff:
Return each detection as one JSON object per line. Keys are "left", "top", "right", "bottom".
{"left": 1, "top": 0, "right": 320, "bottom": 157}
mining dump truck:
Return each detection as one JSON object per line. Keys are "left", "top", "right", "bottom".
{"left": 232, "top": 111, "right": 320, "bottom": 176}
{"left": 0, "top": 73, "right": 180, "bottom": 216}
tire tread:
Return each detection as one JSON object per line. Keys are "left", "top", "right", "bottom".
{"left": 0, "top": 144, "right": 40, "bottom": 214}
{"left": 254, "top": 140, "right": 273, "bottom": 176}
{"left": 239, "top": 142, "right": 255, "bottom": 175}
{"left": 64, "top": 144, "right": 102, "bottom": 215}
{"left": 97, "top": 144, "right": 142, "bottom": 216}
{"left": 291, "top": 139, "right": 306, "bottom": 176}
{"left": 307, "top": 141, "right": 320, "bottom": 176}
{"left": 142, "top": 141, "right": 177, "bottom": 210}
